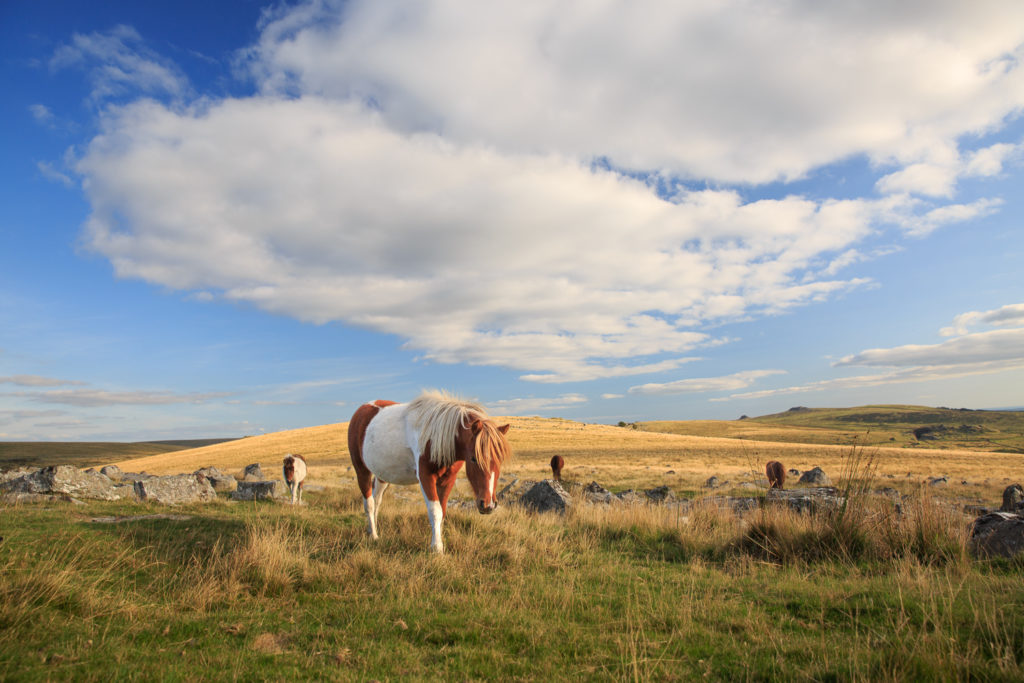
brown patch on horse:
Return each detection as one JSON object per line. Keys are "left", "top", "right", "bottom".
{"left": 550, "top": 455, "right": 564, "bottom": 481}
{"left": 766, "top": 460, "right": 786, "bottom": 489}
{"left": 348, "top": 401, "right": 398, "bottom": 498}
{"left": 417, "top": 448, "right": 464, "bottom": 515}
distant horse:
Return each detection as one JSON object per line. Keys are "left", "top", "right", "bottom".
{"left": 347, "top": 390, "right": 512, "bottom": 553}
{"left": 550, "top": 455, "right": 564, "bottom": 482}
{"left": 283, "top": 454, "right": 307, "bottom": 504}
{"left": 766, "top": 460, "right": 785, "bottom": 489}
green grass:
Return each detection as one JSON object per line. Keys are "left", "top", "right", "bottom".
{"left": 2, "top": 482, "right": 1023, "bottom": 681}
{"left": 639, "top": 404, "right": 1024, "bottom": 453}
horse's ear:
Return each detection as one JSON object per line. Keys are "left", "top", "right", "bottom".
{"left": 498, "top": 424, "right": 510, "bottom": 435}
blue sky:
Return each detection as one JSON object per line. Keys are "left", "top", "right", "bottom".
{"left": 2, "top": 0, "right": 1023, "bottom": 441}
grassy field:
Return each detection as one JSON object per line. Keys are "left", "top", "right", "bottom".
{"left": 0, "top": 439, "right": 236, "bottom": 471}
{"left": 638, "top": 405, "right": 1024, "bottom": 453}
{"left": 3, "top": 414, "right": 1024, "bottom": 679}
{"left": 2, "top": 482, "right": 1023, "bottom": 680}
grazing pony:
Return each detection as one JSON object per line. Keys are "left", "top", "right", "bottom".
{"left": 282, "top": 454, "right": 307, "bottom": 504}
{"left": 550, "top": 455, "right": 564, "bottom": 482}
{"left": 347, "top": 391, "right": 512, "bottom": 553}
{"left": 766, "top": 460, "right": 786, "bottom": 489}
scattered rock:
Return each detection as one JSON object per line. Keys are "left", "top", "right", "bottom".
{"left": 194, "top": 466, "right": 238, "bottom": 493}
{"left": 798, "top": 467, "right": 832, "bottom": 486}
{"left": 928, "top": 477, "right": 948, "bottom": 487}
{"left": 1001, "top": 484, "right": 1024, "bottom": 513}
{"left": 766, "top": 487, "right": 844, "bottom": 514}
{"left": 135, "top": 474, "right": 217, "bottom": 505}
{"left": 970, "top": 512, "right": 1024, "bottom": 558}
{"left": 788, "top": 469, "right": 801, "bottom": 477}
{"left": 99, "top": 465, "right": 123, "bottom": 481}
{"left": 703, "top": 476, "right": 720, "bottom": 489}
{"left": 644, "top": 485, "right": 676, "bottom": 503}
{"left": 0, "top": 465, "right": 129, "bottom": 501}
{"left": 582, "top": 481, "right": 613, "bottom": 504}
{"left": 242, "top": 464, "right": 265, "bottom": 481}
{"left": 614, "top": 489, "right": 644, "bottom": 505}
{"left": 118, "top": 472, "right": 157, "bottom": 483}
{"left": 232, "top": 480, "right": 285, "bottom": 501}
{"left": 0, "top": 467, "right": 35, "bottom": 485}
{"left": 519, "top": 480, "right": 573, "bottom": 514}
{"left": 1, "top": 491, "right": 86, "bottom": 505}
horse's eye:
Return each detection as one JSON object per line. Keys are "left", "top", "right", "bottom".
{"left": 469, "top": 456, "right": 477, "bottom": 464}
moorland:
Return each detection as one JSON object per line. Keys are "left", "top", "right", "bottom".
{"left": 2, "top": 405, "right": 1023, "bottom": 680}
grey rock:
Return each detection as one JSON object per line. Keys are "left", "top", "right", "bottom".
{"left": 766, "top": 486, "right": 844, "bottom": 514}
{"left": 119, "top": 472, "right": 157, "bottom": 483}
{"left": 582, "top": 481, "right": 613, "bottom": 504}
{"left": 100, "top": 465, "right": 123, "bottom": 481}
{"left": 520, "top": 479, "right": 573, "bottom": 514}
{"left": 614, "top": 489, "right": 644, "bottom": 505}
{"left": 194, "top": 466, "right": 237, "bottom": 493}
{"left": 970, "top": 512, "right": 1024, "bottom": 558}
{"left": 644, "top": 485, "right": 676, "bottom": 503}
{"left": 242, "top": 463, "right": 265, "bottom": 481}
{"left": 0, "top": 467, "right": 36, "bottom": 485}
{"left": 798, "top": 467, "right": 832, "bottom": 486}
{"left": 0, "top": 465, "right": 127, "bottom": 501}
{"left": 231, "top": 479, "right": 285, "bottom": 501}
{"left": 928, "top": 477, "right": 948, "bottom": 487}
{"left": 788, "top": 469, "right": 801, "bottom": 477}
{"left": 1001, "top": 484, "right": 1024, "bottom": 513}
{"left": 135, "top": 474, "right": 217, "bottom": 505}
{"left": 703, "top": 476, "right": 720, "bottom": 489}
{"left": 1, "top": 491, "right": 87, "bottom": 505}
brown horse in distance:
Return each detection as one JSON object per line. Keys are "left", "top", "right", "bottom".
{"left": 550, "top": 455, "right": 564, "bottom": 482}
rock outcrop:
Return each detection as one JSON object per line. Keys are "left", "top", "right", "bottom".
{"left": 520, "top": 480, "right": 573, "bottom": 514}
{"left": 798, "top": 467, "right": 832, "bottom": 486}
{"left": 134, "top": 474, "right": 217, "bottom": 505}
{"left": 0, "top": 465, "right": 130, "bottom": 501}
{"left": 970, "top": 512, "right": 1024, "bottom": 558}
{"left": 232, "top": 480, "right": 285, "bottom": 501}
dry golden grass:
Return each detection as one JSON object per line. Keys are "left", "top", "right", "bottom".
{"left": 109, "top": 416, "right": 1024, "bottom": 504}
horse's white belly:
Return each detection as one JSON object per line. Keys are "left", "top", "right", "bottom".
{"left": 363, "top": 404, "right": 419, "bottom": 485}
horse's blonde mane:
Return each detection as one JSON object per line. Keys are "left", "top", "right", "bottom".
{"left": 407, "top": 390, "right": 510, "bottom": 470}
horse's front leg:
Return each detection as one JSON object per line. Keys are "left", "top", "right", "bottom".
{"left": 436, "top": 462, "right": 464, "bottom": 518}
{"left": 417, "top": 458, "right": 445, "bottom": 554}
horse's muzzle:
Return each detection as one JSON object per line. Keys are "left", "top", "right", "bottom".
{"left": 477, "top": 500, "right": 497, "bottom": 515}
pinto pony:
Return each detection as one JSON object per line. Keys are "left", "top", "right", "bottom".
{"left": 766, "top": 460, "right": 786, "bottom": 489}
{"left": 283, "top": 454, "right": 307, "bottom": 504}
{"left": 550, "top": 455, "right": 564, "bottom": 482}
{"left": 347, "top": 391, "right": 512, "bottom": 554}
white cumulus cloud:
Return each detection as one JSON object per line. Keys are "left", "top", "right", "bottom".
{"left": 68, "top": 2, "right": 1024, "bottom": 383}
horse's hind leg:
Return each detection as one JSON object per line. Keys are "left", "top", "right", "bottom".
{"left": 366, "top": 479, "right": 389, "bottom": 540}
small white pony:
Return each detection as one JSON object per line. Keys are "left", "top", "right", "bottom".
{"left": 282, "top": 454, "right": 307, "bottom": 505}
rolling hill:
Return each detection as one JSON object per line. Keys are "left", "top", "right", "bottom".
{"left": 638, "top": 405, "right": 1024, "bottom": 453}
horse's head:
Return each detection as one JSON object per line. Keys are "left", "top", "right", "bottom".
{"left": 457, "top": 418, "right": 511, "bottom": 514}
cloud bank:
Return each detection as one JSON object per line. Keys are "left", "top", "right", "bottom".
{"left": 70, "top": 1, "right": 1024, "bottom": 382}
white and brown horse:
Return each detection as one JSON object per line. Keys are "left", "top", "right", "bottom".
{"left": 283, "top": 454, "right": 307, "bottom": 504}
{"left": 347, "top": 391, "right": 511, "bottom": 553}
